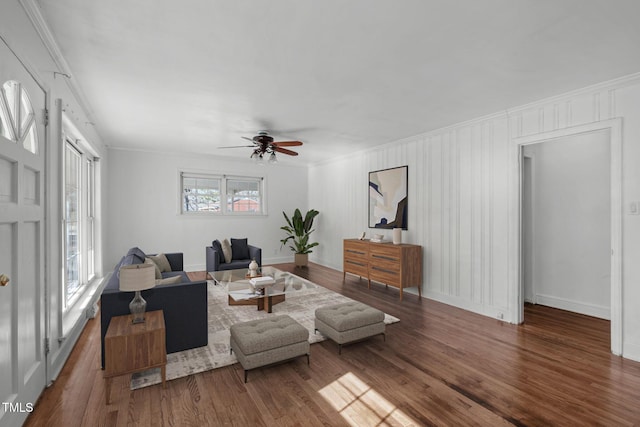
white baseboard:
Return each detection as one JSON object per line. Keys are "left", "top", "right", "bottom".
{"left": 623, "top": 342, "right": 640, "bottom": 363}
{"left": 535, "top": 294, "right": 610, "bottom": 320}
{"left": 425, "top": 290, "right": 512, "bottom": 323}
{"left": 186, "top": 263, "right": 206, "bottom": 272}
{"left": 265, "top": 256, "right": 296, "bottom": 265}
{"left": 312, "top": 258, "right": 341, "bottom": 272}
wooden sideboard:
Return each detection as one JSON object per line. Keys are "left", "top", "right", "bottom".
{"left": 343, "top": 239, "right": 422, "bottom": 301}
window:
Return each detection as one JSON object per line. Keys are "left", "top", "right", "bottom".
{"left": 0, "top": 80, "right": 38, "bottom": 153}
{"left": 182, "top": 174, "right": 221, "bottom": 212}
{"left": 63, "top": 137, "right": 98, "bottom": 308}
{"left": 64, "top": 142, "right": 81, "bottom": 302}
{"left": 181, "top": 172, "right": 264, "bottom": 215}
{"left": 226, "top": 178, "right": 262, "bottom": 213}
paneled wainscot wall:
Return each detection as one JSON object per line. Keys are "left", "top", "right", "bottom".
{"left": 309, "top": 73, "right": 640, "bottom": 362}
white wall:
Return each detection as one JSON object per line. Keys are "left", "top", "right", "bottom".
{"left": 309, "top": 74, "right": 640, "bottom": 362}
{"left": 523, "top": 131, "right": 611, "bottom": 319}
{"left": 105, "top": 148, "right": 308, "bottom": 271}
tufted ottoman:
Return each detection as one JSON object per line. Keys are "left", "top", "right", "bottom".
{"left": 315, "top": 301, "right": 385, "bottom": 354}
{"left": 230, "top": 315, "right": 310, "bottom": 382}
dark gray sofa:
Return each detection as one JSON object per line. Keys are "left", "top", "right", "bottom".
{"left": 100, "top": 247, "right": 208, "bottom": 369}
{"left": 206, "top": 240, "right": 261, "bottom": 272}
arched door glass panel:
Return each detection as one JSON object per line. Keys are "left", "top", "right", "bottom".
{"left": 0, "top": 80, "right": 39, "bottom": 154}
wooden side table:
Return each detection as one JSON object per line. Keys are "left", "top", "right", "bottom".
{"left": 103, "top": 310, "right": 166, "bottom": 404}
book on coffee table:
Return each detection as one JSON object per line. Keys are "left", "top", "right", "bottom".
{"left": 249, "top": 276, "right": 275, "bottom": 288}
{"left": 246, "top": 276, "right": 276, "bottom": 297}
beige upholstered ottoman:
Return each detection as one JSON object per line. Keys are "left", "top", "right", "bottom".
{"left": 230, "top": 314, "right": 310, "bottom": 382}
{"left": 315, "top": 302, "right": 385, "bottom": 354}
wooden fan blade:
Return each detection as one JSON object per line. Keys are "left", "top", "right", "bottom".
{"left": 274, "top": 146, "right": 299, "bottom": 156}
{"left": 273, "top": 141, "right": 303, "bottom": 147}
{"left": 218, "top": 145, "right": 255, "bottom": 149}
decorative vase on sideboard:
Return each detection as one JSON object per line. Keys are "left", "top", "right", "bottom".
{"left": 392, "top": 228, "right": 402, "bottom": 245}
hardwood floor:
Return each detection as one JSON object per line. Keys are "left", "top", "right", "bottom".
{"left": 25, "top": 263, "right": 640, "bottom": 426}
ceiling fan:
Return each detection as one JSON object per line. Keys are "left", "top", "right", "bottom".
{"left": 219, "top": 131, "right": 303, "bottom": 161}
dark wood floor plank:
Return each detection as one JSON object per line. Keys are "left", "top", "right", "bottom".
{"left": 24, "top": 262, "right": 640, "bottom": 426}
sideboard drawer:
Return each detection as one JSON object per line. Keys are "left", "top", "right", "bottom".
{"left": 344, "top": 240, "right": 369, "bottom": 257}
{"left": 344, "top": 248, "right": 369, "bottom": 262}
{"left": 344, "top": 259, "right": 369, "bottom": 277}
{"left": 369, "top": 244, "right": 401, "bottom": 262}
{"left": 369, "top": 265, "right": 400, "bottom": 287}
{"left": 368, "top": 254, "right": 400, "bottom": 274}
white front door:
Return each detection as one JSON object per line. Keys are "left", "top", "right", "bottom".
{"left": 0, "top": 37, "right": 47, "bottom": 426}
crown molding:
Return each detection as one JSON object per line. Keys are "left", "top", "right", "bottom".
{"left": 506, "top": 71, "right": 640, "bottom": 115}
{"left": 19, "top": 0, "right": 72, "bottom": 76}
{"left": 19, "top": 0, "right": 98, "bottom": 125}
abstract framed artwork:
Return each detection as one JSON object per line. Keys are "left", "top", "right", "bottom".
{"left": 368, "top": 165, "right": 408, "bottom": 229}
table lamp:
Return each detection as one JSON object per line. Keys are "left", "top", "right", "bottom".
{"left": 119, "top": 263, "right": 156, "bottom": 324}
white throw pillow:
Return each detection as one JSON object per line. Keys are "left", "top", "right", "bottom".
{"left": 221, "top": 238, "right": 232, "bottom": 263}
{"left": 149, "top": 253, "right": 172, "bottom": 272}
{"left": 155, "top": 275, "right": 182, "bottom": 286}
{"left": 144, "top": 257, "right": 162, "bottom": 279}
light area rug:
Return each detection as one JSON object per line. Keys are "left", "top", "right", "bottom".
{"left": 131, "top": 276, "right": 400, "bottom": 389}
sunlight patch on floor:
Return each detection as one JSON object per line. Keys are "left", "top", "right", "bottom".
{"left": 319, "top": 372, "right": 416, "bottom": 426}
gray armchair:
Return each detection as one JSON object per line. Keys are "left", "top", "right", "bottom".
{"left": 206, "top": 238, "right": 262, "bottom": 272}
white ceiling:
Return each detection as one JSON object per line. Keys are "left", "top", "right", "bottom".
{"left": 36, "top": 0, "right": 640, "bottom": 164}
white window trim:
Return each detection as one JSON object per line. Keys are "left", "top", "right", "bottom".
{"left": 178, "top": 169, "right": 267, "bottom": 216}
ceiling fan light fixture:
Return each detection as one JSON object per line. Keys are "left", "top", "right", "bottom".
{"left": 222, "top": 131, "right": 303, "bottom": 161}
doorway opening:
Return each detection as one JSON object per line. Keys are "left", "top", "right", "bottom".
{"left": 522, "top": 130, "right": 611, "bottom": 318}
{"left": 515, "top": 119, "right": 622, "bottom": 355}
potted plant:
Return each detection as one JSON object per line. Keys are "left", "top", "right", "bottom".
{"left": 280, "top": 208, "right": 320, "bottom": 267}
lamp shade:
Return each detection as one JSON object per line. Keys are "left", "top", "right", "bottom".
{"left": 119, "top": 263, "right": 156, "bottom": 292}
